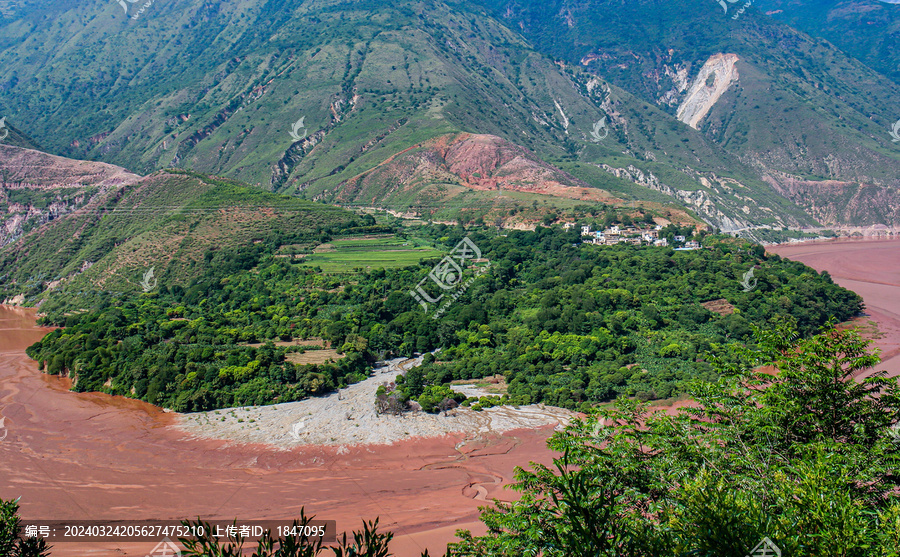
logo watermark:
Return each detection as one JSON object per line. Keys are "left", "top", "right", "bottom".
{"left": 888, "top": 422, "right": 900, "bottom": 444}
{"left": 589, "top": 420, "right": 607, "bottom": 441}
{"left": 117, "top": 0, "right": 155, "bottom": 20}
{"left": 140, "top": 267, "right": 157, "bottom": 293}
{"left": 890, "top": 119, "right": 900, "bottom": 143}
{"left": 289, "top": 420, "right": 305, "bottom": 441}
{"left": 289, "top": 117, "right": 308, "bottom": 142}
{"left": 740, "top": 267, "right": 757, "bottom": 292}
{"left": 747, "top": 537, "right": 781, "bottom": 557}
{"left": 145, "top": 537, "right": 181, "bottom": 557}
{"left": 716, "top": 0, "right": 752, "bottom": 19}
{"left": 590, "top": 117, "right": 609, "bottom": 142}
{"left": 410, "top": 237, "right": 490, "bottom": 320}
{"left": 0, "top": 117, "right": 8, "bottom": 141}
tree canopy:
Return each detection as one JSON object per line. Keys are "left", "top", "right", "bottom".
{"left": 449, "top": 322, "right": 900, "bottom": 555}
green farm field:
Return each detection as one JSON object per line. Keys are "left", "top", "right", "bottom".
{"left": 300, "top": 235, "right": 442, "bottom": 273}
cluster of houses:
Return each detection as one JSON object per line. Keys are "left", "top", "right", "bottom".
{"left": 563, "top": 223, "right": 701, "bottom": 249}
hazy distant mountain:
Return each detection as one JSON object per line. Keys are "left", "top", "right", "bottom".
{"left": 0, "top": 0, "right": 898, "bottom": 229}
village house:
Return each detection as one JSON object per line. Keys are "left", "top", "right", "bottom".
{"left": 568, "top": 222, "right": 676, "bottom": 248}
{"left": 641, "top": 230, "right": 659, "bottom": 242}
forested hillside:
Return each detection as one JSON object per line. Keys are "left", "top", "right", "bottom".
{"left": 756, "top": 0, "right": 900, "bottom": 83}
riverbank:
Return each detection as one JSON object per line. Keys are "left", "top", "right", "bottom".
{"left": 0, "top": 306, "right": 570, "bottom": 557}
{"left": 178, "top": 356, "right": 573, "bottom": 448}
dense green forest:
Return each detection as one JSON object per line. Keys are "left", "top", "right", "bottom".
{"left": 448, "top": 323, "right": 900, "bottom": 555}
{"left": 26, "top": 225, "right": 861, "bottom": 412}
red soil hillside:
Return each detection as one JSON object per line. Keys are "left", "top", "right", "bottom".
{"left": 334, "top": 133, "right": 620, "bottom": 209}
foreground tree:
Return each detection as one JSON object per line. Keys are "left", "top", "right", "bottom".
{"left": 0, "top": 498, "right": 51, "bottom": 557}
{"left": 449, "top": 321, "right": 900, "bottom": 556}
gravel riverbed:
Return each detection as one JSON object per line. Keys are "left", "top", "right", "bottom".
{"left": 177, "top": 356, "right": 575, "bottom": 448}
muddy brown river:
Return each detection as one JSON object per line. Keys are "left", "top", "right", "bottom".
{"left": 0, "top": 305, "right": 561, "bottom": 556}
{"left": 1, "top": 238, "right": 897, "bottom": 556}
{"left": 770, "top": 239, "right": 900, "bottom": 379}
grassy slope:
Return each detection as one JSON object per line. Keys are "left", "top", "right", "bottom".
{"left": 0, "top": 169, "right": 356, "bottom": 300}
{"left": 0, "top": 0, "right": 819, "bottom": 230}
{"left": 755, "top": 0, "right": 900, "bottom": 83}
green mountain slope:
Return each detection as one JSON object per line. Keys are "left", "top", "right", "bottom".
{"left": 0, "top": 0, "right": 898, "bottom": 229}
{"left": 755, "top": 0, "right": 900, "bottom": 83}
{"left": 0, "top": 146, "right": 360, "bottom": 302}
{"left": 0, "top": 117, "right": 42, "bottom": 151}
{"left": 474, "top": 0, "right": 900, "bottom": 226}
{"left": 0, "top": 0, "right": 816, "bottom": 231}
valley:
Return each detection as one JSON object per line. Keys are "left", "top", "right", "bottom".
{"left": 2, "top": 0, "right": 900, "bottom": 554}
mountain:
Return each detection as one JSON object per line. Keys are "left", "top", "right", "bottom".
{"left": 755, "top": 0, "right": 900, "bottom": 83}
{"left": 0, "top": 145, "right": 358, "bottom": 302}
{"left": 474, "top": 0, "right": 900, "bottom": 227}
{"left": 0, "top": 0, "right": 898, "bottom": 230}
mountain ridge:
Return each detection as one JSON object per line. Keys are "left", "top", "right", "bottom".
{"left": 0, "top": 0, "right": 898, "bottom": 230}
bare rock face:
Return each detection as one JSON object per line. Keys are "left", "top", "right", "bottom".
{"left": 676, "top": 53, "right": 740, "bottom": 129}
{"left": 764, "top": 171, "right": 900, "bottom": 227}
{"left": 0, "top": 145, "right": 142, "bottom": 246}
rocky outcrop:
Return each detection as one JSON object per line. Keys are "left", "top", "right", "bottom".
{"left": 676, "top": 53, "right": 740, "bottom": 129}
{"left": 0, "top": 145, "right": 141, "bottom": 246}
{"left": 764, "top": 171, "right": 900, "bottom": 227}
{"left": 658, "top": 63, "right": 691, "bottom": 107}
{"left": 595, "top": 163, "right": 802, "bottom": 232}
